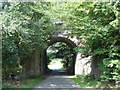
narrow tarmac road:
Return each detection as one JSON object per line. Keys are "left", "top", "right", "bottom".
{"left": 33, "top": 70, "right": 82, "bottom": 90}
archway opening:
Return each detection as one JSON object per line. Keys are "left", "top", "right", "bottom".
{"left": 46, "top": 42, "right": 76, "bottom": 75}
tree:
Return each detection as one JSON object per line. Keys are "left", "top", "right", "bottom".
{"left": 2, "top": 2, "right": 55, "bottom": 78}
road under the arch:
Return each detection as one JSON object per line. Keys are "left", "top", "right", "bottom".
{"left": 34, "top": 70, "right": 82, "bottom": 89}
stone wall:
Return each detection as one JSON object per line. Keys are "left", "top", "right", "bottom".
{"left": 34, "top": 50, "right": 41, "bottom": 75}
{"left": 75, "top": 53, "right": 92, "bottom": 75}
{"left": 90, "top": 56, "right": 101, "bottom": 78}
{"left": 75, "top": 53, "right": 101, "bottom": 78}
{"left": 21, "top": 49, "right": 46, "bottom": 78}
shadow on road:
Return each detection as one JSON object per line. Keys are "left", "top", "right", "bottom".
{"left": 50, "top": 70, "right": 66, "bottom": 75}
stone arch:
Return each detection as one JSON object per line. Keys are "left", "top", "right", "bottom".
{"left": 46, "top": 37, "right": 77, "bottom": 74}
{"left": 47, "top": 37, "right": 77, "bottom": 48}
{"left": 21, "top": 30, "right": 98, "bottom": 77}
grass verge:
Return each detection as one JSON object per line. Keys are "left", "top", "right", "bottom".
{"left": 2, "top": 75, "right": 42, "bottom": 88}
{"left": 71, "top": 74, "right": 119, "bottom": 88}
{"left": 18, "top": 76, "right": 42, "bottom": 88}
{"left": 71, "top": 74, "right": 101, "bottom": 88}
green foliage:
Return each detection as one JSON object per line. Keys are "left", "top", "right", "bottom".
{"left": 2, "top": 2, "right": 54, "bottom": 79}
{"left": 2, "top": 75, "right": 42, "bottom": 88}
{"left": 2, "top": 1, "right": 120, "bottom": 86}
{"left": 18, "top": 76, "right": 42, "bottom": 88}
{"left": 68, "top": 2, "right": 120, "bottom": 86}
{"left": 2, "top": 83, "right": 16, "bottom": 88}
{"left": 72, "top": 75, "right": 101, "bottom": 88}
{"left": 52, "top": 1, "right": 119, "bottom": 86}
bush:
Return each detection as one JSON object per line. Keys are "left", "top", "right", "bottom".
{"left": 2, "top": 83, "right": 16, "bottom": 88}
{"left": 73, "top": 75, "right": 101, "bottom": 88}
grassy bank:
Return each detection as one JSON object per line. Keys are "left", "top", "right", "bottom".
{"left": 72, "top": 75, "right": 101, "bottom": 88}
{"left": 72, "top": 75, "right": 118, "bottom": 88}
{"left": 18, "top": 76, "right": 42, "bottom": 88}
{"left": 2, "top": 76, "right": 42, "bottom": 88}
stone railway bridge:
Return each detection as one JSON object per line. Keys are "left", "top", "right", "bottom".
{"left": 22, "top": 30, "right": 101, "bottom": 78}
